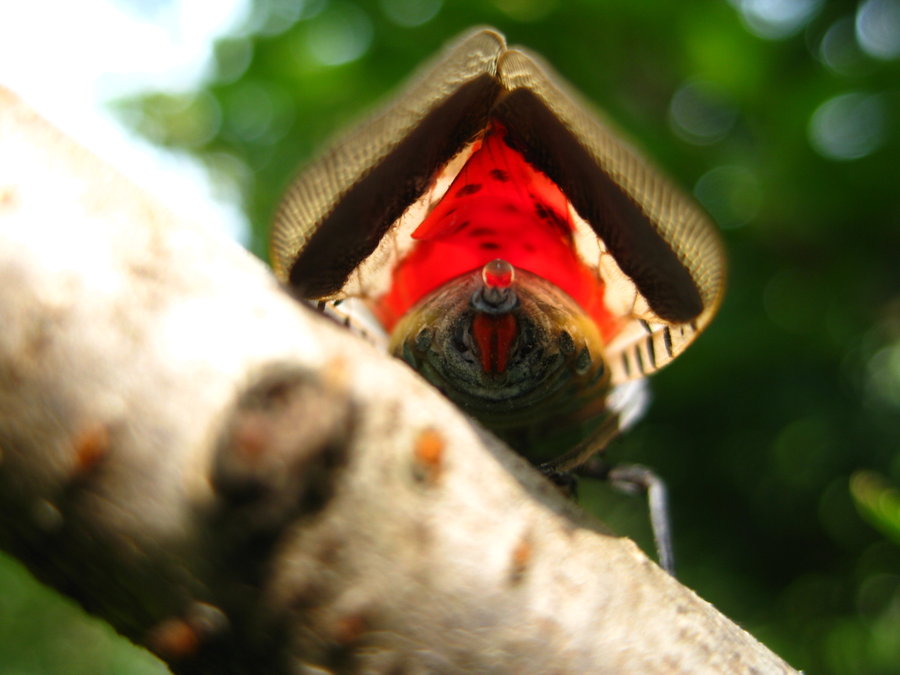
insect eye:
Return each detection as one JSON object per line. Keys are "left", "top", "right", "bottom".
{"left": 415, "top": 327, "right": 432, "bottom": 351}
{"left": 452, "top": 319, "right": 479, "bottom": 365}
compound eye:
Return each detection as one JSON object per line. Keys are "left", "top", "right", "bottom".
{"left": 451, "top": 320, "right": 478, "bottom": 365}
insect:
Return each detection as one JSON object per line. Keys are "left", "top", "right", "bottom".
{"left": 271, "top": 28, "right": 725, "bottom": 569}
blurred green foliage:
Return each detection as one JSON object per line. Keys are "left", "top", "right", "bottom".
{"left": 4, "top": 0, "right": 899, "bottom": 673}
{"left": 0, "top": 555, "right": 165, "bottom": 673}
{"left": 852, "top": 471, "right": 900, "bottom": 546}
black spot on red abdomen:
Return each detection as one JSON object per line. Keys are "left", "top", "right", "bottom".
{"left": 455, "top": 183, "right": 482, "bottom": 197}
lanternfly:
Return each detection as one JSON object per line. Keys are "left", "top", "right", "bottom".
{"left": 270, "top": 28, "right": 726, "bottom": 571}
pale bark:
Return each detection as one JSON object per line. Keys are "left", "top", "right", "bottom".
{"left": 0, "top": 86, "right": 797, "bottom": 674}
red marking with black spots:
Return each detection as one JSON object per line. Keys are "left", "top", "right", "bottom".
{"left": 375, "top": 124, "right": 616, "bottom": 339}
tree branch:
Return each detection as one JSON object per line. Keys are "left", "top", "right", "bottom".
{"left": 0, "top": 87, "right": 796, "bottom": 674}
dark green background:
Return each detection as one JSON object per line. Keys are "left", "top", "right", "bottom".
{"left": 2, "top": 1, "right": 898, "bottom": 673}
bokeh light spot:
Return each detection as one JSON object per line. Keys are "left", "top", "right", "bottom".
{"left": 808, "top": 92, "right": 887, "bottom": 161}
{"left": 245, "top": 0, "right": 324, "bottom": 36}
{"left": 865, "top": 341, "right": 900, "bottom": 409}
{"left": 818, "top": 17, "right": 867, "bottom": 75}
{"left": 730, "top": 0, "right": 823, "bottom": 40}
{"left": 306, "top": 1, "right": 373, "bottom": 66}
{"left": 380, "top": 0, "right": 442, "bottom": 27}
{"left": 771, "top": 415, "right": 836, "bottom": 490}
{"left": 668, "top": 80, "right": 738, "bottom": 145}
{"left": 224, "top": 81, "right": 274, "bottom": 142}
{"left": 694, "top": 165, "right": 761, "bottom": 230}
{"left": 214, "top": 38, "right": 254, "bottom": 84}
{"left": 856, "top": 0, "right": 900, "bottom": 60}
{"left": 124, "top": 91, "right": 222, "bottom": 149}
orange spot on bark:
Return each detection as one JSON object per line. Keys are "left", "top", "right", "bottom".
{"left": 509, "top": 535, "right": 533, "bottom": 584}
{"left": 333, "top": 613, "right": 368, "bottom": 645}
{"left": 72, "top": 423, "right": 109, "bottom": 473}
{"left": 413, "top": 428, "right": 445, "bottom": 485}
{"left": 0, "top": 187, "right": 17, "bottom": 211}
{"left": 147, "top": 617, "right": 200, "bottom": 659}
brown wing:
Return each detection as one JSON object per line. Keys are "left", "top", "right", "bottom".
{"left": 270, "top": 28, "right": 507, "bottom": 297}
{"left": 496, "top": 47, "right": 726, "bottom": 382}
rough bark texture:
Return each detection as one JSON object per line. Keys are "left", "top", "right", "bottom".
{"left": 0, "top": 86, "right": 797, "bottom": 674}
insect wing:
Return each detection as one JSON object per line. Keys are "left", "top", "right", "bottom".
{"left": 494, "top": 48, "right": 726, "bottom": 383}
{"left": 271, "top": 28, "right": 507, "bottom": 300}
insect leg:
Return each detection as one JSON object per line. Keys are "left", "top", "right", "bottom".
{"left": 577, "top": 458, "right": 675, "bottom": 576}
{"left": 607, "top": 463, "right": 674, "bottom": 576}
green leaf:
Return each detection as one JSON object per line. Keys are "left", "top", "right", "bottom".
{"left": 850, "top": 471, "right": 900, "bottom": 546}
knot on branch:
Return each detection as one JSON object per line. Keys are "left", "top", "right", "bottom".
{"left": 211, "top": 361, "right": 355, "bottom": 539}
